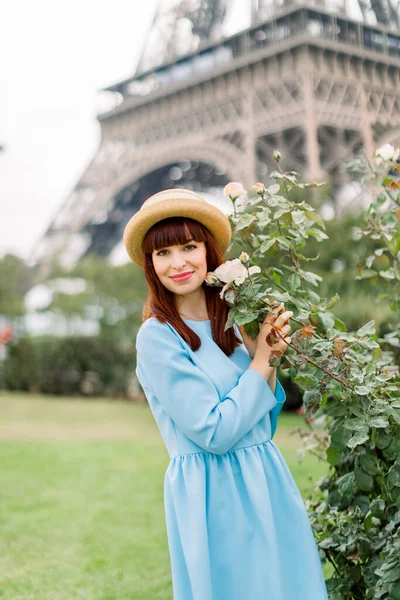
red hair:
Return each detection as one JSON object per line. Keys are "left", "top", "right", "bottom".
{"left": 142, "top": 217, "right": 241, "bottom": 356}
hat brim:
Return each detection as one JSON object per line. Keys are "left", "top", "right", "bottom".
{"left": 123, "top": 197, "right": 232, "bottom": 267}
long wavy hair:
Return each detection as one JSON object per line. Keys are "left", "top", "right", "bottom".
{"left": 142, "top": 216, "right": 241, "bottom": 356}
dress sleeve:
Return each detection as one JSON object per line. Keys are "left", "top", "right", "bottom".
{"left": 136, "top": 319, "right": 280, "bottom": 455}
{"left": 270, "top": 379, "right": 286, "bottom": 439}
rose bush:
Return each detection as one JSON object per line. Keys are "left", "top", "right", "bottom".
{"left": 208, "top": 150, "right": 400, "bottom": 599}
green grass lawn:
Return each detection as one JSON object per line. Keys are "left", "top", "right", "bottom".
{"left": 0, "top": 392, "right": 327, "bottom": 600}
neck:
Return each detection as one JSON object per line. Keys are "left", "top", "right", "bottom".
{"left": 175, "top": 287, "right": 208, "bottom": 320}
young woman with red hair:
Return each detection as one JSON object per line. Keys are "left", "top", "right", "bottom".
{"left": 123, "top": 189, "right": 328, "bottom": 600}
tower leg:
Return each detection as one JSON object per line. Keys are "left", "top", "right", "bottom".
{"left": 359, "top": 85, "right": 374, "bottom": 161}
{"left": 303, "top": 69, "right": 324, "bottom": 182}
{"left": 243, "top": 86, "right": 257, "bottom": 187}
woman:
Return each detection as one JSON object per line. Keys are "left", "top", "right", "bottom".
{"left": 123, "top": 188, "right": 328, "bottom": 600}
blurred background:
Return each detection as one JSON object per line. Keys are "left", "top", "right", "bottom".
{"left": 0, "top": 2, "right": 399, "bottom": 596}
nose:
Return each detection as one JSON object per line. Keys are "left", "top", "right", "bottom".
{"left": 171, "top": 250, "right": 187, "bottom": 269}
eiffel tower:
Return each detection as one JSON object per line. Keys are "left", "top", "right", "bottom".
{"left": 36, "top": 0, "right": 400, "bottom": 266}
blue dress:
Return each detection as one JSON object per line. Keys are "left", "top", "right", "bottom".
{"left": 136, "top": 317, "right": 328, "bottom": 600}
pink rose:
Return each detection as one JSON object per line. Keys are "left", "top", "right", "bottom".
{"left": 251, "top": 182, "right": 265, "bottom": 195}
{"left": 214, "top": 259, "right": 247, "bottom": 284}
{"left": 375, "top": 143, "right": 400, "bottom": 164}
{"left": 223, "top": 182, "right": 244, "bottom": 201}
{"left": 204, "top": 272, "right": 221, "bottom": 286}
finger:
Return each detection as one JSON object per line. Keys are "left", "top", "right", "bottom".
{"left": 275, "top": 336, "right": 291, "bottom": 351}
{"left": 264, "top": 313, "right": 277, "bottom": 325}
{"left": 265, "top": 301, "right": 283, "bottom": 313}
{"left": 263, "top": 298, "right": 282, "bottom": 309}
{"left": 272, "top": 303, "right": 284, "bottom": 313}
{"left": 274, "top": 311, "right": 293, "bottom": 328}
{"left": 261, "top": 312, "right": 283, "bottom": 328}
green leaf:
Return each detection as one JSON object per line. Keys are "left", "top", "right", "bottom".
{"left": 366, "top": 254, "right": 375, "bottom": 268}
{"left": 318, "top": 312, "right": 335, "bottom": 331}
{"left": 326, "top": 404, "right": 348, "bottom": 417}
{"left": 376, "top": 429, "right": 392, "bottom": 449}
{"left": 356, "top": 320, "right": 376, "bottom": 337}
{"left": 357, "top": 337, "right": 380, "bottom": 350}
{"left": 380, "top": 269, "right": 395, "bottom": 280}
{"left": 236, "top": 214, "right": 257, "bottom": 231}
{"left": 234, "top": 312, "right": 258, "bottom": 326}
{"left": 326, "top": 293, "right": 340, "bottom": 309}
{"left": 287, "top": 273, "right": 301, "bottom": 291}
{"left": 372, "top": 348, "right": 384, "bottom": 362}
{"left": 224, "top": 309, "right": 237, "bottom": 331}
{"left": 276, "top": 237, "right": 291, "bottom": 250}
{"left": 354, "top": 385, "right": 373, "bottom": 396}
{"left": 353, "top": 495, "right": 371, "bottom": 517}
{"left": 390, "top": 583, "right": 400, "bottom": 600}
{"left": 392, "top": 409, "right": 400, "bottom": 425}
{"left": 306, "top": 228, "right": 329, "bottom": 241}
{"left": 355, "top": 467, "right": 374, "bottom": 491}
{"left": 356, "top": 268, "right": 378, "bottom": 280}
{"left": 301, "top": 271, "right": 323, "bottom": 287}
{"left": 292, "top": 210, "right": 306, "bottom": 225}
{"left": 370, "top": 499, "right": 386, "bottom": 519}
{"left": 331, "top": 426, "right": 353, "bottom": 452}
{"left": 364, "top": 513, "right": 374, "bottom": 533}
{"left": 343, "top": 418, "right": 369, "bottom": 432}
{"left": 347, "top": 432, "right": 370, "bottom": 449}
{"left": 383, "top": 568, "right": 400, "bottom": 584}
{"left": 266, "top": 183, "right": 280, "bottom": 195}
{"left": 305, "top": 210, "right": 324, "bottom": 226}
{"left": 294, "top": 373, "right": 319, "bottom": 391}
{"left": 388, "top": 469, "right": 400, "bottom": 490}
{"left": 334, "top": 317, "right": 347, "bottom": 332}
{"left": 326, "top": 445, "right": 340, "bottom": 466}
{"left": 338, "top": 472, "right": 356, "bottom": 498}
{"left": 243, "top": 319, "right": 260, "bottom": 340}
{"left": 260, "top": 239, "right": 277, "bottom": 253}
{"left": 369, "top": 417, "right": 389, "bottom": 429}
{"left": 270, "top": 291, "right": 291, "bottom": 302}
{"left": 360, "top": 454, "right": 379, "bottom": 475}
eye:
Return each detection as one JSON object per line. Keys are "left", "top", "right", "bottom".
{"left": 184, "top": 243, "right": 197, "bottom": 250}
{"left": 155, "top": 249, "right": 169, "bottom": 256}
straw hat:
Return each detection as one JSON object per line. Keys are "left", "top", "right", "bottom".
{"left": 123, "top": 188, "right": 231, "bottom": 267}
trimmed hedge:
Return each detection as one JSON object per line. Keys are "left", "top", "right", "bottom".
{"left": 0, "top": 335, "right": 136, "bottom": 398}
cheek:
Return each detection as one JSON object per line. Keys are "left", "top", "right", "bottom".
{"left": 193, "top": 247, "right": 207, "bottom": 272}
{"left": 199, "top": 254, "right": 208, "bottom": 273}
{"left": 152, "top": 257, "right": 166, "bottom": 279}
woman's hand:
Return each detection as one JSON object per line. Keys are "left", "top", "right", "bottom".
{"left": 238, "top": 301, "right": 285, "bottom": 358}
{"left": 245, "top": 304, "right": 293, "bottom": 382}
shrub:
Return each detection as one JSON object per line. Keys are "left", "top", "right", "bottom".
{"left": 1, "top": 334, "right": 137, "bottom": 398}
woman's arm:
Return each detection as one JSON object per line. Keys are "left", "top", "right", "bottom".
{"left": 136, "top": 319, "right": 282, "bottom": 455}
{"left": 267, "top": 368, "right": 277, "bottom": 395}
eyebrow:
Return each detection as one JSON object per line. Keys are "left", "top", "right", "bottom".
{"left": 155, "top": 239, "right": 196, "bottom": 251}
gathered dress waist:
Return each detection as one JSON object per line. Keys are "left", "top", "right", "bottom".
{"left": 169, "top": 438, "right": 273, "bottom": 460}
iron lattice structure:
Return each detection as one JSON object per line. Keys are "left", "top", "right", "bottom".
{"left": 36, "top": 0, "right": 400, "bottom": 266}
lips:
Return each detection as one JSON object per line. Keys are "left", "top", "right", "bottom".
{"left": 170, "top": 272, "right": 194, "bottom": 282}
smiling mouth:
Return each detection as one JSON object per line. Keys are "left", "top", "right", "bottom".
{"left": 170, "top": 272, "right": 194, "bottom": 282}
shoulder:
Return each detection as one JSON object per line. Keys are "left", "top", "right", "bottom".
{"left": 136, "top": 317, "right": 182, "bottom": 351}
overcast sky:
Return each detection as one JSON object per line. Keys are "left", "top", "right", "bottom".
{"left": 0, "top": 0, "right": 159, "bottom": 260}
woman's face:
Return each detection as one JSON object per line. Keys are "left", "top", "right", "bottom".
{"left": 152, "top": 239, "right": 208, "bottom": 296}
